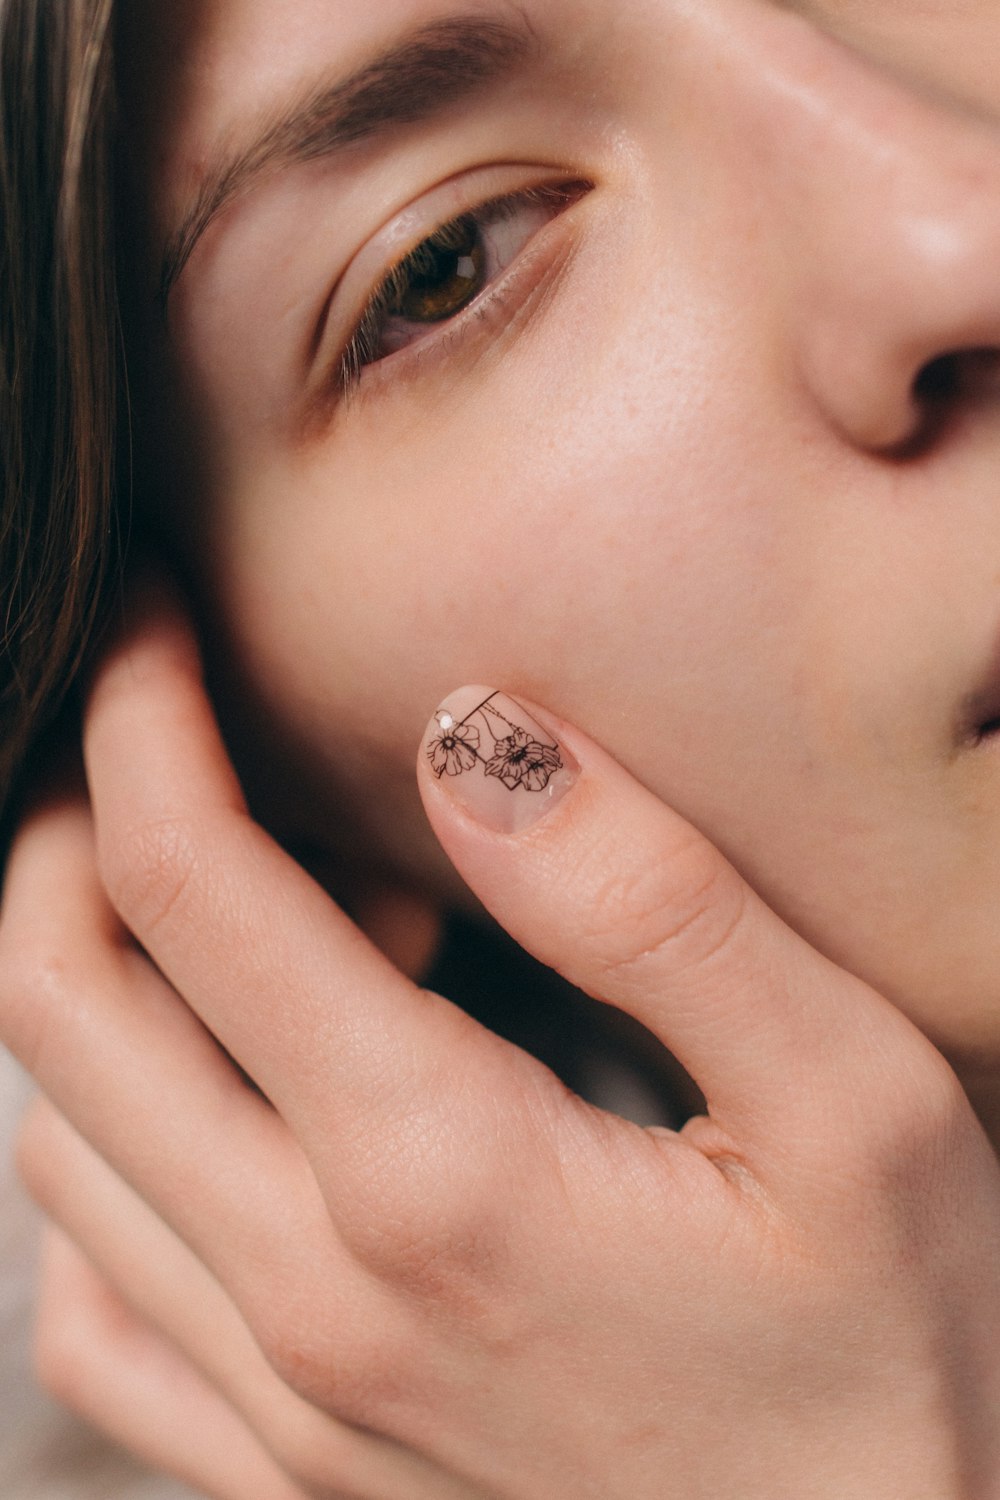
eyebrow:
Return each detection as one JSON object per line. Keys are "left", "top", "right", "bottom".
{"left": 158, "top": 12, "right": 535, "bottom": 306}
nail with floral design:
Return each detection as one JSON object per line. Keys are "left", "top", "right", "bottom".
{"left": 421, "top": 687, "right": 578, "bottom": 834}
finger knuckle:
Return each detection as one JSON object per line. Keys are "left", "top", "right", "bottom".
{"left": 805, "top": 1047, "right": 976, "bottom": 1242}
{"left": 257, "top": 1303, "right": 419, "bottom": 1435}
{"left": 854, "top": 1050, "right": 974, "bottom": 1186}
{"left": 360, "top": 1212, "right": 498, "bottom": 1307}
{"left": 232, "top": 1235, "right": 428, "bottom": 1431}
{"left": 244, "top": 1274, "right": 340, "bottom": 1404}
{"left": 254, "top": 1319, "right": 327, "bottom": 1409}
{"left": 98, "top": 812, "right": 202, "bottom": 935}
{"left": 584, "top": 834, "right": 749, "bottom": 988}
{"left": 14, "top": 1103, "right": 61, "bottom": 1207}
{"left": 32, "top": 1282, "right": 107, "bottom": 1413}
{"left": 342, "top": 1096, "right": 516, "bottom": 1311}
{"left": 33, "top": 1318, "right": 89, "bottom": 1411}
{"left": 0, "top": 946, "right": 82, "bottom": 1078}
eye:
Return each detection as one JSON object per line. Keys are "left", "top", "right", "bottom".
{"left": 383, "top": 212, "right": 486, "bottom": 328}
{"left": 337, "top": 181, "right": 587, "bottom": 392}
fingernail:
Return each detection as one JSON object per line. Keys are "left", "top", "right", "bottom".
{"left": 423, "top": 687, "right": 578, "bottom": 833}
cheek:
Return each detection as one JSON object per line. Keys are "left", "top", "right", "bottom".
{"left": 199, "top": 341, "right": 794, "bottom": 846}
{"left": 188, "top": 331, "right": 999, "bottom": 1062}
{"left": 176, "top": 166, "right": 808, "bottom": 832}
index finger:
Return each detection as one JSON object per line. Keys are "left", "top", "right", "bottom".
{"left": 81, "top": 586, "right": 562, "bottom": 1192}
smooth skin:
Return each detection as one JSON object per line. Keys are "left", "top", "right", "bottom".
{"left": 121, "top": 0, "right": 1000, "bottom": 1079}
{"left": 9, "top": 0, "right": 1000, "bottom": 1491}
{"left": 8, "top": 590, "right": 1000, "bottom": 1498}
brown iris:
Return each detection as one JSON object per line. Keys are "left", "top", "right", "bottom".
{"left": 386, "top": 215, "right": 486, "bottom": 322}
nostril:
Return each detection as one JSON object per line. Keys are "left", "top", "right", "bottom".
{"left": 898, "top": 348, "right": 1000, "bottom": 457}
{"left": 958, "top": 672, "right": 1000, "bottom": 748}
{"left": 914, "top": 354, "right": 963, "bottom": 404}
{"left": 914, "top": 347, "right": 1000, "bottom": 405}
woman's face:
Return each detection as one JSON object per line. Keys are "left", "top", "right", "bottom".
{"left": 122, "top": 0, "right": 1000, "bottom": 1069}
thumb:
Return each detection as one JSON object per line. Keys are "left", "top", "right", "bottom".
{"left": 417, "top": 686, "right": 930, "bottom": 1142}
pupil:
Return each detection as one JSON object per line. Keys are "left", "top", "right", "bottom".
{"left": 390, "top": 216, "right": 485, "bottom": 323}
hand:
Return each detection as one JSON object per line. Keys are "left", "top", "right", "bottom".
{"left": 5, "top": 590, "right": 1000, "bottom": 1500}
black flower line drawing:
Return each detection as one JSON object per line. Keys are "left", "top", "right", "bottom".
{"left": 484, "top": 727, "right": 563, "bottom": 792}
{"left": 428, "top": 695, "right": 563, "bottom": 792}
{"left": 427, "top": 717, "right": 481, "bottom": 777}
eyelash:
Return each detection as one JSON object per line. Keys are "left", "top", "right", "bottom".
{"left": 333, "top": 179, "right": 589, "bottom": 396}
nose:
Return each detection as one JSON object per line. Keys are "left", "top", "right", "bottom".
{"left": 784, "top": 19, "right": 1000, "bottom": 452}
{"left": 690, "top": 3, "right": 1000, "bottom": 455}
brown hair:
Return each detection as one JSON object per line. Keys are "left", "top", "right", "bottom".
{"left": 0, "top": 0, "right": 119, "bottom": 821}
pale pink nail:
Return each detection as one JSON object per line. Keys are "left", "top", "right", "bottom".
{"left": 423, "top": 686, "right": 578, "bottom": 833}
